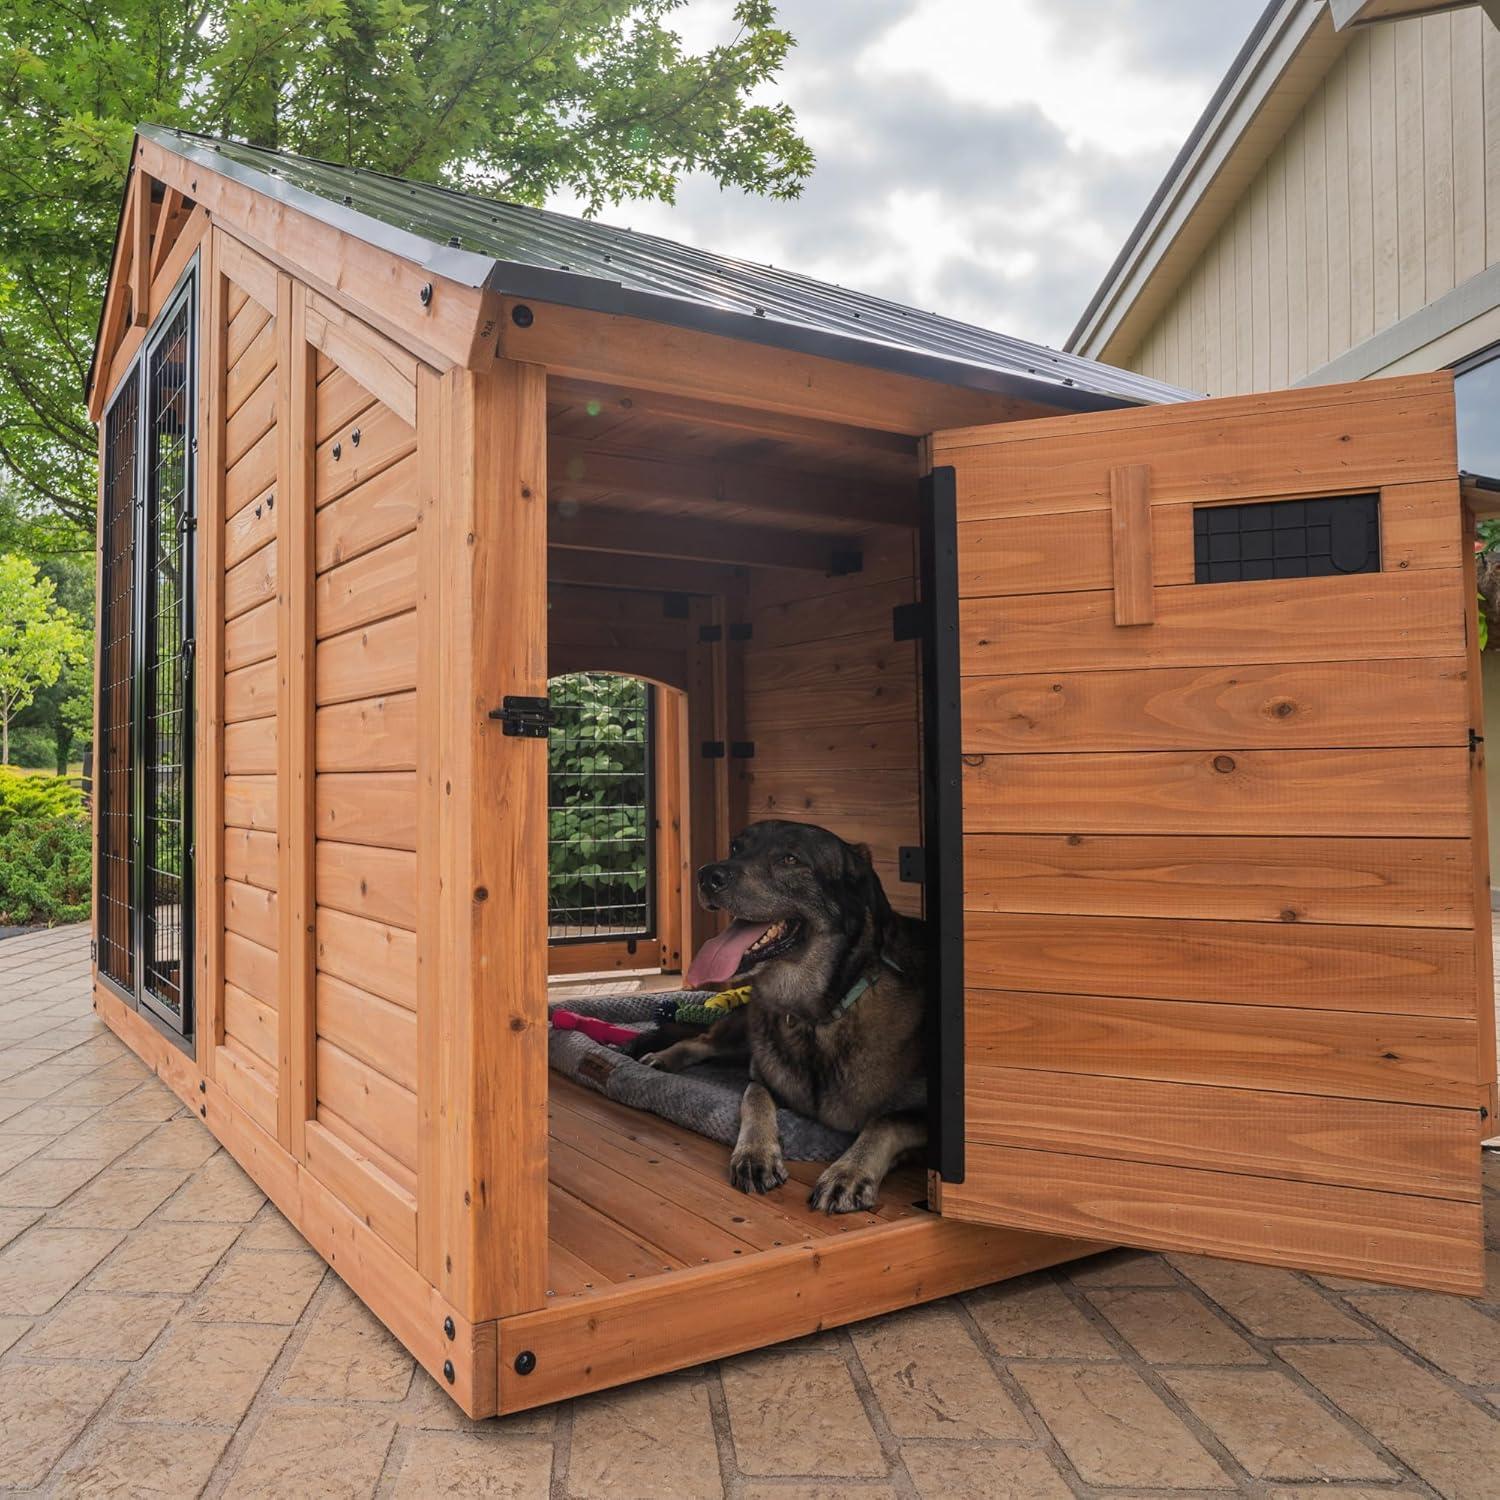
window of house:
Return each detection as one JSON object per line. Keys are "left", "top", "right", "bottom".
{"left": 1454, "top": 343, "right": 1500, "bottom": 479}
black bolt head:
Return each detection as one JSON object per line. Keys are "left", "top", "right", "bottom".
{"left": 511, "top": 304, "right": 535, "bottom": 328}
{"left": 443, "top": 1316, "right": 455, "bottom": 1340}
{"left": 442, "top": 1359, "right": 455, "bottom": 1384}
{"left": 514, "top": 1350, "right": 537, "bottom": 1376}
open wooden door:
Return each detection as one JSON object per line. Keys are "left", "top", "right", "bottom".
{"left": 927, "top": 372, "right": 1496, "bottom": 1294}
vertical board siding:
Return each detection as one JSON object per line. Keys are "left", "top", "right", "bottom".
{"left": 1126, "top": 13, "right": 1500, "bottom": 393}
{"left": 934, "top": 375, "right": 1490, "bottom": 1295}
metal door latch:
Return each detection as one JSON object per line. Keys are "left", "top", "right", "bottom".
{"left": 488, "top": 696, "right": 556, "bottom": 737}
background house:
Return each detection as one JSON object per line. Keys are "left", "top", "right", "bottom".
{"left": 1068, "top": 0, "right": 1500, "bottom": 880}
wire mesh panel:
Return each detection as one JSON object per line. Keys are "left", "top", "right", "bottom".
{"left": 547, "top": 674, "right": 654, "bottom": 942}
{"left": 138, "top": 294, "right": 194, "bottom": 1028}
{"left": 97, "top": 369, "right": 140, "bottom": 993}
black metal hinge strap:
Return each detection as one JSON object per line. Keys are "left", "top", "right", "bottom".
{"left": 892, "top": 601, "right": 925, "bottom": 642}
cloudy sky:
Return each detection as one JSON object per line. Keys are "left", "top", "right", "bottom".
{"left": 550, "top": 0, "right": 1268, "bottom": 349}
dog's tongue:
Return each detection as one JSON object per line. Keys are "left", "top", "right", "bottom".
{"left": 685, "top": 919, "right": 771, "bottom": 989}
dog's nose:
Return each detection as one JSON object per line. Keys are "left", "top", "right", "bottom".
{"left": 698, "top": 863, "right": 731, "bottom": 895}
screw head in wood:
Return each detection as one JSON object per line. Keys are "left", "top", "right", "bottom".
{"left": 442, "top": 1359, "right": 455, "bottom": 1384}
{"left": 511, "top": 304, "right": 534, "bottom": 328}
{"left": 420, "top": 283, "right": 434, "bottom": 306}
{"left": 350, "top": 427, "right": 361, "bottom": 446}
{"left": 443, "top": 1317, "right": 455, "bottom": 1340}
{"left": 199, "top": 1080, "right": 206, "bottom": 1093}
{"left": 514, "top": 1350, "right": 536, "bottom": 1376}
{"left": 332, "top": 442, "right": 342, "bottom": 461}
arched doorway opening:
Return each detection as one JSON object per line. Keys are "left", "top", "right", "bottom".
{"left": 546, "top": 670, "right": 688, "bottom": 978}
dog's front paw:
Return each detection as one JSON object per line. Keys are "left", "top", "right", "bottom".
{"left": 639, "top": 1046, "right": 686, "bottom": 1072}
{"left": 730, "top": 1144, "right": 787, "bottom": 1195}
{"left": 809, "top": 1160, "right": 878, "bottom": 1214}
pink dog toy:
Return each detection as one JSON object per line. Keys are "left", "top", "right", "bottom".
{"left": 550, "top": 1009, "right": 641, "bottom": 1048}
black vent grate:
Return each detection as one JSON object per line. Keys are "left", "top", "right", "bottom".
{"left": 140, "top": 299, "right": 194, "bottom": 1022}
{"left": 1194, "top": 494, "right": 1381, "bottom": 583}
{"left": 98, "top": 369, "right": 139, "bottom": 994}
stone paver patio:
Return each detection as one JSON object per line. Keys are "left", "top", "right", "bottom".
{"left": 0, "top": 923, "right": 1497, "bottom": 1498}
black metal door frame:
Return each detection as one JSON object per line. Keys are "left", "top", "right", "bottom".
{"left": 917, "top": 465, "right": 964, "bottom": 1184}
{"left": 97, "top": 261, "right": 198, "bottom": 1048}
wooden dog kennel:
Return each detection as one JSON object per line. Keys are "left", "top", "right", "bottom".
{"left": 88, "top": 125, "right": 1498, "bottom": 1416}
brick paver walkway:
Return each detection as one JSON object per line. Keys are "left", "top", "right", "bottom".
{"left": 0, "top": 925, "right": 1497, "bottom": 1498}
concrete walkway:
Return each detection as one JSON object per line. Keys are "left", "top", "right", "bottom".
{"left": 0, "top": 923, "right": 1497, "bottom": 1498}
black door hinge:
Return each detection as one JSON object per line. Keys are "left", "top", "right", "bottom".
{"left": 898, "top": 846, "right": 925, "bottom": 884}
{"left": 730, "top": 741, "right": 755, "bottom": 760}
{"left": 829, "top": 548, "right": 864, "bottom": 577}
{"left": 701, "top": 740, "right": 725, "bottom": 759}
{"left": 663, "top": 592, "right": 690, "bottom": 619}
{"left": 489, "top": 696, "right": 556, "bottom": 738}
{"left": 698, "top": 624, "right": 723, "bottom": 643}
{"left": 728, "top": 621, "right": 753, "bottom": 642}
{"left": 892, "top": 602, "right": 925, "bottom": 642}
{"left": 1472, "top": 728, "right": 1485, "bottom": 753}
{"left": 89, "top": 938, "right": 98, "bottom": 963}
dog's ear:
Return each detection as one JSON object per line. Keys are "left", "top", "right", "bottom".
{"left": 843, "top": 840, "right": 892, "bottom": 928}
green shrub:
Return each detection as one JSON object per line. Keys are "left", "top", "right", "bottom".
{"left": 548, "top": 673, "right": 650, "bottom": 931}
{"left": 0, "top": 767, "right": 85, "bottom": 832}
{"left": 5, "top": 726, "right": 57, "bottom": 770}
{"left": 0, "top": 816, "right": 90, "bottom": 926}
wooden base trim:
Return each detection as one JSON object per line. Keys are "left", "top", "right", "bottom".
{"left": 94, "top": 978, "right": 496, "bottom": 1417}
{"left": 493, "top": 1216, "right": 1100, "bottom": 1412}
{"left": 546, "top": 939, "right": 664, "bottom": 978}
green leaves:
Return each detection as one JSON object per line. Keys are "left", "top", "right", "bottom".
{"left": 548, "top": 671, "right": 651, "bottom": 930}
{"left": 1, "top": 0, "right": 810, "bottom": 531}
{"left": 0, "top": 551, "right": 88, "bottom": 763}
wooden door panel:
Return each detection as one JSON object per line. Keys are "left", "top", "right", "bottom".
{"left": 934, "top": 373, "right": 1492, "bottom": 1293}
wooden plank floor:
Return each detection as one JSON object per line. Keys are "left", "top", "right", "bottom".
{"left": 546, "top": 1076, "right": 928, "bottom": 1298}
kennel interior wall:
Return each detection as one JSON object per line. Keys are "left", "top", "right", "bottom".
{"left": 89, "top": 130, "right": 1498, "bottom": 1418}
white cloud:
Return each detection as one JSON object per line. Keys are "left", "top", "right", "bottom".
{"left": 549, "top": 0, "right": 1267, "bottom": 349}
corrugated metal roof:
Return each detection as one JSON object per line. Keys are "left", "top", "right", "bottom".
{"left": 142, "top": 125, "right": 1198, "bottom": 410}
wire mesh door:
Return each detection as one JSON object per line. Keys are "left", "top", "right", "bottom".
{"left": 97, "top": 368, "right": 140, "bottom": 994}
{"left": 547, "top": 674, "right": 655, "bottom": 944}
{"left": 136, "top": 288, "right": 195, "bottom": 1031}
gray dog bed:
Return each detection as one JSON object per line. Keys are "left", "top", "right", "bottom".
{"left": 547, "top": 991, "right": 856, "bottom": 1161}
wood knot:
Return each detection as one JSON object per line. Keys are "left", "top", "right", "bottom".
{"left": 1271, "top": 700, "right": 1296, "bottom": 719}
{"left": 1279, "top": 908, "right": 1299, "bottom": 923}
{"left": 473, "top": 886, "right": 488, "bottom": 902}
{"left": 1212, "top": 755, "right": 1236, "bottom": 773}
{"left": 1067, "top": 834, "right": 1083, "bottom": 847}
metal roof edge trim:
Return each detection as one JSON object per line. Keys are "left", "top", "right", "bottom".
{"left": 483, "top": 262, "right": 1188, "bottom": 413}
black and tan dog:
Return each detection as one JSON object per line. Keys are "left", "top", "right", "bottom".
{"left": 639, "top": 820, "right": 927, "bottom": 1214}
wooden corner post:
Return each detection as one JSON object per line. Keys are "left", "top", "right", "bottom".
{"left": 421, "top": 357, "right": 550, "bottom": 1323}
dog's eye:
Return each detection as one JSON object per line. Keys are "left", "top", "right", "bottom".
{"left": 729, "top": 841, "right": 743, "bottom": 857}
{"left": 780, "top": 853, "right": 799, "bottom": 867}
